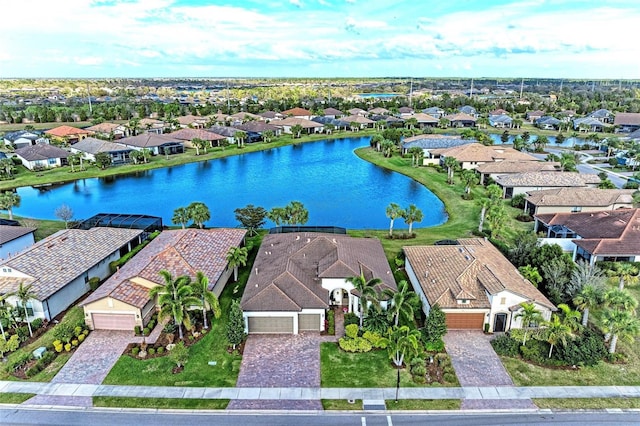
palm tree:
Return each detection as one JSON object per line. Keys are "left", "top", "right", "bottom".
{"left": 573, "top": 284, "right": 604, "bottom": 327}
{"left": 0, "top": 295, "right": 12, "bottom": 340}
{"left": 285, "top": 201, "right": 308, "bottom": 225}
{"left": 234, "top": 130, "right": 247, "bottom": 147}
{"left": 438, "top": 117, "right": 449, "bottom": 129}
{"left": 380, "top": 140, "right": 395, "bottom": 157}
{"left": 556, "top": 303, "right": 582, "bottom": 332}
{"left": 383, "top": 280, "right": 420, "bottom": 327}
{"left": 187, "top": 202, "right": 210, "bottom": 229}
{"left": 262, "top": 130, "right": 274, "bottom": 143}
{"left": 382, "top": 325, "right": 421, "bottom": 402}
{"left": 11, "top": 282, "right": 37, "bottom": 337}
{"left": 226, "top": 246, "right": 248, "bottom": 282}
{"left": 149, "top": 270, "right": 199, "bottom": 340}
{"left": 0, "top": 191, "right": 21, "bottom": 220}
{"left": 191, "top": 137, "right": 207, "bottom": 156}
{"left": 140, "top": 148, "right": 152, "bottom": 163}
{"left": 541, "top": 314, "right": 574, "bottom": 358}
{"left": 604, "top": 288, "right": 638, "bottom": 313}
{"left": 385, "top": 203, "right": 404, "bottom": 238}
{"left": 443, "top": 156, "right": 458, "bottom": 184}
{"left": 172, "top": 207, "right": 191, "bottom": 229}
{"left": 459, "top": 169, "right": 479, "bottom": 194}
{"left": 602, "top": 309, "right": 640, "bottom": 354}
{"left": 616, "top": 263, "right": 638, "bottom": 290}
{"left": 191, "top": 271, "right": 220, "bottom": 330}
{"left": 290, "top": 124, "right": 303, "bottom": 138}
{"left": 514, "top": 302, "right": 543, "bottom": 345}
{"left": 345, "top": 272, "right": 382, "bottom": 329}
{"left": 402, "top": 204, "right": 423, "bottom": 234}
{"left": 407, "top": 146, "right": 423, "bottom": 167}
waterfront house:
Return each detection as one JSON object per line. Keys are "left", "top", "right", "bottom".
{"left": 495, "top": 172, "right": 601, "bottom": 198}
{"left": 70, "top": 137, "right": 132, "bottom": 164}
{"left": 0, "top": 225, "right": 36, "bottom": 261}
{"left": 524, "top": 187, "right": 635, "bottom": 215}
{"left": 14, "top": 143, "right": 70, "bottom": 170}
{"left": 45, "top": 125, "right": 91, "bottom": 145}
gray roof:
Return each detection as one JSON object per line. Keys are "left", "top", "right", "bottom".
{"left": 0, "top": 225, "right": 35, "bottom": 246}
{"left": 495, "top": 172, "right": 601, "bottom": 188}
{"left": 588, "top": 109, "right": 613, "bottom": 118}
{"left": 402, "top": 135, "right": 470, "bottom": 150}
{"left": 459, "top": 105, "right": 477, "bottom": 115}
{"left": 206, "top": 125, "right": 240, "bottom": 137}
{"left": 313, "top": 116, "right": 350, "bottom": 127}
{"left": 119, "top": 133, "right": 181, "bottom": 148}
{"left": 15, "top": 143, "right": 69, "bottom": 161}
{"left": 72, "top": 137, "right": 131, "bottom": 155}
{"left": 489, "top": 115, "right": 513, "bottom": 124}
{"left": 573, "top": 117, "right": 606, "bottom": 127}
{"left": 3, "top": 130, "right": 42, "bottom": 142}
{"left": 536, "top": 116, "right": 561, "bottom": 125}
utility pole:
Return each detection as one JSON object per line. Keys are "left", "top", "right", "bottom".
{"left": 519, "top": 78, "right": 524, "bottom": 100}
{"left": 469, "top": 78, "right": 474, "bottom": 98}
{"left": 409, "top": 78, "right": 413, "bottom": 107}
{"left": 86, "top": 83, "right": 92, "bottom": 114}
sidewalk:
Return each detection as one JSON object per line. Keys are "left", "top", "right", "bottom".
{"left": 2, "top": 381, "right": 640, "bottom": 401}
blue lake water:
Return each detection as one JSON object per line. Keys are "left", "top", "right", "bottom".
{"left": 358, "top": 93, "right": 401, "bottom": 98}
{"left": 14, "top": 137, "right": 448, "bottom": 230}
{"left": 488, "top": 133, "right": 596, "bottom": 148}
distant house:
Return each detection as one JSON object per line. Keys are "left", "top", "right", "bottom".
{"left": 259, "top": 111, "right": 285, "bottom": 121}
{"left": 614, "top": 113, "right": 640, "bottom": 133}
{"left": 139, "top": 118, "right": 166, "bottom": 134}
{"left": 446, "top": 112, "right": 477, "bottom": 128}
{"left": 458, "top": 105, "right": 478, "bottom": 118}
{"left": 348, "top": 108, "right": 367, "bottom": 116}
{"left": 45, "top": 125, "right": 91, "bottom": 144}
{"left": 0, "top": 227, "right": 143, "bottom": 321}
{"left": 526, "top": 110, "right": 545, "bottom": 122}
{"left": 176, "top": 114, "right": 208, "bottom": 129}
{"left": 524, "top": 188, "right": 635, "bottom": 215}
{"left": 168, "top": 128, "right": 228, "bottom": 148}
{"left": 3, "top": 130, "right": 48, "bottom": 149}
{"left": 404, "top": 238, "right": 555, "bottom": 332}
{"left": 281, "top": 107, "right": 313, "bottom": 120}
{"left": 82, "top": 228, "right": 246, "bottom": 330}
{"left": 118, "top": 133, "right": 184, "bottom": 155}
{"left": 490, "top": 108, "right": 509, "bottom": 116}
{"left": 312, "top": 116, "right": 350, "bottom": 131}
{"left": 84, "top": 122, "right": 127, "bottom": 140}
{"left": 489, "top": 114, "right": 513, "bottom": 128}
{"left": 494, "top": 172, "right": 601, "bottom": 198}
{"left": 322, "top": 108, "right": 344, "bottom": 119}
{"left": 368, "top": 107, "right": 389, "bottom": 115}
{"left": 233, "top": 121, "right": 282, "bottom": 138}
{"left": 535, "top": 116, "right": 561, "bottom": 130}
{"left": 228, "top": 112, "right": 263, "bottom": 124}
{"left": 401, "top": 135, "right": 470, "bottom": 165}
{"left": 206, "top": 125, "right": 243, "bottom": 144}
{"left": 588, "top": 109, "right": 614, "bottom": 124}
{"left": 398, "top": 106, "right": 415, "bottom": 117}
{"left": 241, "top": 232, "right": 396, "bottom": 334}
{"left": 0, "top": 225, "right": 36, "bottom": 260}
{"left": 70, "top": 137, "right": 132, "bottom": 164}
{"left": 573, "top": 117, "right": 607, "bottom": 132}
{"left": 422, "top": 107, "right": 445, "bottom": 119}
{"left": 14, "top": 143, "right": 70, "bottom": 170}
{"left": 432, "top": 143, "right": 539, "bottom": 170}
{"left": 534, "top": 208, "right": 640, "bottom": 265}
{"left": 404, "top": 113, "right": 438, "bottom": 128}
{"left": 341, "top": 114, "right": 375, "bottom": 129}
{"left": 273, "top": 117, "right": 324, "bottom": 135}
{"left": 475, "top": 160, "right": 558, "bottom": 184}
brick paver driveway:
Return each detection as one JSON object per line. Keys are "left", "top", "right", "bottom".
{"left": 444, "top": 330, "right": 537, "bottom": 410}
{"left": 227, "top": 332, "right": 335, "bottom": 410}
{"left": 25, "top": 330, "right": 133, "bottom": 407}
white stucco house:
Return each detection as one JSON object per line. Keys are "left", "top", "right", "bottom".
{"left": 0, "top": 225, "right": 36, "bottom": 261}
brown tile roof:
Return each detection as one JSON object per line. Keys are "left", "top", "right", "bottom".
{"left": 495, "top": 172, "right": 601, "bottom": 187}
{"left": 475, "top": 160, "right": 558, "bottom": 174}
{"left": 241, "top": 233, "right": 396, "bottom": 312}
{"left": 233, "top": 121, "right": 280, "bottom": 133}
{"left": 229, "top": 112, "right": 262, "bottom": 121}
{"left": 432, "top": 143, "right": 539, "bottom": 163}
{"left": 139, "top": 118, "right": 164, "bottom": 127}
{"left": 259, "top": 111, "right": 283, "bottom": 119}
{"left": 15, "top": 143, "right": 70, "bottom": 161}
{"left": 614, "top": 113, "right": 640, "bottom": 126}
{"left": 0, "top": 225, "right": 36, "bottom": 246}
{"left": 406, "top": 113, "right": 438, "bottom": 123}
{"left": 323, "top": 108, "right": 344, "bottom": 116}
{"left": 446, "top": 112, "right": 477, "bottom": 122}
{"left": 403, "top": 239, "right": 554, "bottom": 310}
{"left": 341, "top": 115, "right": 375, "bottom": 124}
{"left": 282, "top": 107, "right": 312, "bottom": 117}
{"left": 535, "top": 208, "right": 640, "bottom": 256}
{"left": 273, "top": 117, "right": 324, "bottom": 129}
{"left": 0, "top": 228, "right": 142, "bottom": 300}
{"left": 526, "top": 188, "right": 635, "bottom": 207}
{"left": 348, "top": 108, "right": 367, "bottom": 115}
{"left": 368, "top": 107, "right": 389, "bottom": 115}
{"left": 72, "top": 137, "right": 130, "bottom": 155}
{"left": 177, "top": 114, "right": 205, "bottom": 125}
{"left": 83, "top": 229, "right": 246, "bottom": 307}
{"left": 119, "top": 133, "right": 179, "bottom": 148}
{"left": 168, "top": 128, "right": 226, "bottom": 142}
{"left": 45, "top": 125, "right": 91, "bottom": 137}
{"left": 84, "top": 122, "right": 123, "bottom": 133}
{"left": 109, "top": 280, "right": 150, "bottom": 308}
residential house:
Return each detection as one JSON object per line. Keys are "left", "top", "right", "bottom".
{"left": 535, "top": 116, "right": 561, "bottom": 130}
{"left": 341, "top": 114, "right": 375, "bottom": 129}
{"left": 423, "top": 107, "right": 445, "bottom": 119}
{"left": 524, "top": 188, "right": 635, "bottom": 215}
{"left": 168, "top": 128, "right": 227, "bottom": 148}
{"left": 233, "top": 121, "right": 282, "bottom": 138}
{"left": 348, "top": 108, "right": 367, "bottom": 117}
{"left": 312, "top": 116, "right": 350, "bottom": 131}
{"left": 322, "top": 108, "right": 344, "bottom": 119}
{"left": 490, "top": 108, "right": 509, "bottom": 116}
{"left": 118, "top": 133, "right": 184, "bottom": 155}
{"left": 398, "top": 106, "right": 415, "bottom": 118}
{"left": 489, "top": 114, "right": 513, "bottom": 128}
{"left": 573, "top": 117, "right": 607, "bottom": 133}
{"left": 432, "top": 143, "right": 539, "bottom": 170}
{"left": 404, "top": 113, "right": 438, "bottom": 128}
{"left": 588, "top": 109, "right": 614, "bottom": 124}
{"left": 82, "top": 228, "right": 246, "bottom": 330}
{"left": 206, "top": 125, "right": 243, "bottom": 145}
{"left": 458, "top": 105, "right": 478, "bottom": 118}
{"left": 3, "top": 130, "right": 48, "bottom": 149}
{"left": 368, "top": 107, "right": 389, "bottom": 116}
{"left": 228, "top": 112, "right": 262, "bottom": 125}
{"left": 534, "top": 208, "right": 640, "bottom": 265}
{"left": 0, "top": 225, "right": 36, "bottom": 261}
{"left": 624, "top": 128, "right": 640, "bottom": 142}
{"left": 475, "top": 160, "right": 558, "bottom": 184}
{"left": 526, "top": 110, "right": 545, "bottom": 122}
{"left": 404, "top": 238, "right": 555, "bottom": 332}
{"left": 241, "top": 232, "right": 396, "bottom": 334}
{"left": 494, "top": 172, "right": 601, "bottom": 198}
{"left": 259, "top": 111, "right": 284, "bottom": 121}
{"left": 446, "top": 112, "right": 477, "bottom": 128}
{"left": 281, "top": 107, "right": 313, "bottom": 120}
{"left": 45, "top": 125, "right": 91, "bottom": 144}
{"left": 401, "top": 135, "right": 470, "bottom": 165}
{"left": 84, "top": 122, "right": 127, "bottom": 140}
{"left": 70, "top": 137, "right": 132, "bottom": 164}
{"left": 139, "top": 118, "right": 166, "bottom": 134}
{"left": 614, "top": 113, "right": 640, "bottom": 133}
{"left": 273, "top": 117, "right": 324, "bottom": 135}
{"left": 14, "top": 143, "right": 70, "bottom": 170}
{"left": 177, "top": 114, "right": 208, "bottom": 129}
{"left": 0, "top": 227, "right": 143, "bottom": 321}
{"left": 558, "top": 110, "right": 577, "bottom": 123}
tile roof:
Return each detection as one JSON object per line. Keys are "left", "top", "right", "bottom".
{"left": 0, "top": 225, "right": 36, "bottom": 246}
{"left": 403, "top": 238, "right": 555, "bottom": 310}
{"left": 83, "top": 229, "right": 246, "bottom": 307}
{"left": 475, "top": 160, "right": 558, "bottom": 174}
{"left": 206, "top": 125, "right": 239, "bottom": 137}
{"left": 168, "top": 128, "right": 226, "bottom": 141}
{"left": 282, "top": 107, "right": 312, "bottom": 117}
{"left": 233, "top": 121, "right": 280, "bottom": 133}
{"left": 535, "top": 208, "right": 640, "bottom": 256}
{"left": 614, "top": 113, "right": 640, "bottom": 126}
{"left": 119, "top": 133, "right": 179, "bottom": 148}
{"left": 348, "top": 108, "right": 367, "bottom": 115}
{"left": 401, "top": 136, "right": 469, "bottom": 150}
{"left": 495, "top": 171, "right": 601, "bottom": 188}
{"left": 177, "top": 114, "right": 205, "bottom": 125}
{"left": 573, "top": 117, "right": 606, "bottom": 127}
{"left": 3, "top": 130, "right": 43, "bottom": 142}
{"left": 341, "top": 115, "right": 375, "bottom": 124}
{"left": 405, "top": 113, "right": 438, "bottom": 123}
{"left": 241, "top": 233, "right": 396, "bottom": 312}
{"left": 398, "top": 107, "right": 414, "bottom": 114}
{"left": 0, "top": 228, "right": 142, "bottom": 300}
{"left": 84, "top": 122, "right": 124, "bottom": 133}
{"left": 72, "top": 137, "right": 131, "bottom": 155}
{"left": 259, "top": 111, "right": 283, "bottom": 119}
{"left": 368, "top": 107, "right": 389, "bottom": 115}
{"left": 273, "top": 117, "right": 324, "bottom": 128}
{"left": 432, "top": 143, "right": 539, "bottom": 163}
{"left": 323, "top": 108, "right": 344, "bottom": 116}
{"left": 229, "top": 112, "right": 262, "bottom": 121}
{"left": 526, "top": 188, "right": 635, "bottom": 207}
{"left": 45, "top": 125, "right": 91, "bottom": 137}
{"left": 15, "top": 143, "right": 70, "bottom": 161}
{"left": 446, "top": 112, "right": 477, "bottom": 122}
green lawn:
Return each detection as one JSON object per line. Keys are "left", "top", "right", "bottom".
{"left": 322, "top": 399, "right": 363, "bottom": 410}
{"left": 386, "top": 399, "right": 461, "bottom": 410}
{"left": 0, "top": 393, "right": 36, "bottom": 404}
{"left": 0, "top": 214, "right": 66, "bottom": 241}
{"left": 93, "top": 396, "right": 229, "bottom": 409}
{"left": 533, "top": 398, "right": 640, "bottom": 410}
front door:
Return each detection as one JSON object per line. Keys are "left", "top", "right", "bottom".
{"left": 494, "top": 313, "right": 507, "bottom": 332}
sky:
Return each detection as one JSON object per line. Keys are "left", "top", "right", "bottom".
{"left": 1, "top": 0, "right": 639, "bottom": 79}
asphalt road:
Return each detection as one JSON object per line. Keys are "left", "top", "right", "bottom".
{"left": 1, "top": 408, "right": 639, "bottom": 426}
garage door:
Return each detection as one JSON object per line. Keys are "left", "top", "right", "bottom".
{"left": 445, "top": 313, "right": 485, "bottom": 329}
{"left": 248, "top": 316, "right": 294, "bottom": 334}
{"left": 298, "top": 314, "right": 321, "bottom": 331}
{"left": 92, "top": 313, "right": 136, "bottom": 331}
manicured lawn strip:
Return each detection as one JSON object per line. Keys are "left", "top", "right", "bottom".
{"left": 533, "top": 398, "right": 640, "bottom": 410}
{"left": 0, "top": 393, "right": 36, "bottom": 404}
{"left": 386, "top": 399, "right": 461, "bottom": 410}
{"left": 322, "top": 399, "right": 362, "bottom": 410}
{"left": 321, "top": 342, "right": 434, "bottom": 388}
{"left": 0, "top": 306, "right": 84, "bottom": 382}
{"left": 92, "top": 396, "right": 229, "bottom": 409}
{"left": 0, "top": 130, "right": 378, "bottom": 191}
{"left": 102, "top": 233, "right": 264, "bottom": 387}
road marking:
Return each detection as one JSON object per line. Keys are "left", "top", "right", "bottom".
{"left": 387, "top": 415, "right": 393, "bottom": 426}
{"left": 361, "top": 416, "right": 366, "bottom": 426}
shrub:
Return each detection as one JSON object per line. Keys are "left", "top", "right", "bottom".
{"left": 443, "top": 373, "right": 456, "bottom": 383}
{"left": 157, "top": 347, "right": 164, "bottom": 354}
{"left": 74, "top": 326, "right": 83, "bottom": 337}
{"left": 16, "top": 326, "right": 30, "bottom": 342}
{"left": 71, "top": 339, "right": 79, "bottom": 347}
{"left": 31, "top": 318, "right": 44, "bottom": 329}
{"left": 148, "top": 320, "right": 156, "bottom": 330}
{"left": 491, "top": 334, "right": 520, "bottom": 357}
{"left": 64, "top": 343, "right": 72, "bottom": 352}
{"left": 345, "top": 324, "right": 359, "bottom": 339}
{"left": 424, "top": 338, "right": 445, "bottom": 353}
{"left": 88, "top": 277, "right": 101, "bottom": 291}
{"left": 7, "top": 352, "right": 32, "bottom": 372}
{"left": 132, "top": 347, "right": 140, "bottom": 356}
{"left": 338, "top": 337, "right": 372, "bottom": 353}
{"left": 52, "top": 323, "right": 75, "bottom": 344}
{"left": 134, "top": 326, "right": 141, "bottom": 335}
{"left": 327, "top": 310, "right": 335, "bottom": 335}
{"left": 510, "top": 193, "right": 526, "bottom": 209}
{"left": 363, "top": 330, "right": 387, "bottom": 349}
{"left": 554, "top": 328, "right": 606, "bottom": 366}
{"left": 143, "top": 327, "right": 150, "bottom": 336}
{"left": 148, "top": 348, "right": 156, "bottom": 355}
{"left": 164, "top": 323, "right": 177, "bottom": 334}
{"left": 363, "top": 309, "right": 391, "bottom": 335}
{"left": 483, "top": 323, "right": 490, "bottom": 333}
{"left": 344, "top": 313, "right": 359, "bottom": 327}
{"left": 519, "top": 339, "right": 549, "bottom": 364}
{"left": 54, "top": 342, "right": 64, "bottom": 353}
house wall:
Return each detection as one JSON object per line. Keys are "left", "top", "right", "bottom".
{"left": 531, "top": 204, "right": 628, "bottom": 215}
{"left": 20, "top": 157, "right": 63, "bottom": 170}
{"left": 486, "top": 290, "right": 552, "bottom": 332}
{"left": 211, "top": 265, "right": 233, "bottom": 297}
{"left": 4, "top": 295, "right": 45, "bottom": 321}
{"left": 45, "top": 275, "right": 91, "bottom": 320}
{"left": 83, "top": 297, "right": 142, "bottom": 330}
{"left": 404, "top": 258, "right": 432, "bottom": 316}
{"left": 0, "top": 233, "right": 35, "bottom": 260}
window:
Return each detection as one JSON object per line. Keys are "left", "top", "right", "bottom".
{"left": 48, "top": 158, "right": 57, "bottom": 165}
{"left": 571, "top": 206, "right": 582, "bottom": 213}
{"left": 500, "top": 297, "right": 506, "bottom": 305}
{"left": 17, "top": 302, "right": 34, "bottom": 317}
